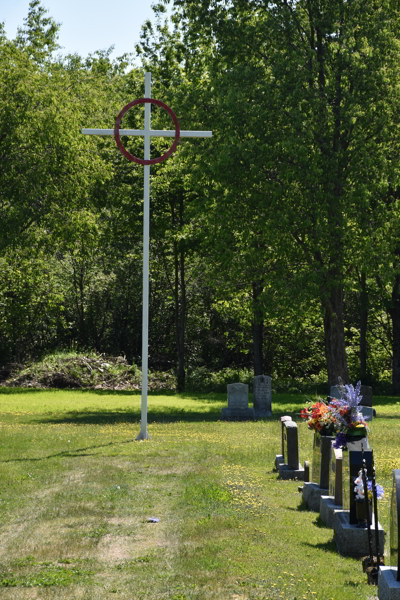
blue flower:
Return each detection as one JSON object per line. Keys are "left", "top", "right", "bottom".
{"left": 333, "top": 432, "right": 347, "bottom": 449}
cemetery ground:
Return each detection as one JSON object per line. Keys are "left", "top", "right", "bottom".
{"left": 0, "top": 391, "right": 399, "bottom": 600}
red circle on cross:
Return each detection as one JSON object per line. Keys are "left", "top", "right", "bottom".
{"left": 114, "top": 98, "right": 181, "bottom": 165}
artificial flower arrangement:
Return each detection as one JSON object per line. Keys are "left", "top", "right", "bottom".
{"left": 300, "top": 381, "right": 368, "bottom": 449}
{"left": 354, "top": 469, "right": 384, "bottom": 502}
{"left": 299, "top": 402, "right": 337, "bottom": 436}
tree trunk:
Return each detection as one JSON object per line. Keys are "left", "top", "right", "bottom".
{"left": 173, "top": 194, "right": 186, "bottom": 393}
{"left": 391, "top": 275, "right": 400, "bottom": 395}
{"left": 322, "top": 283, "right": 348, "bottom": 388}
{"left": 359, "top": 271, "right": 368, "bottom": 381}
{"left": 252, "top": 281, "right": 264, "bottom": 377}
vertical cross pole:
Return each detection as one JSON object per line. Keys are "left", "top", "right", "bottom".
{"left": 137, "top": 72, "right": 152, "bottom": 440}
{"left": 81, "top": 72, "right": 212, "bottom": 441}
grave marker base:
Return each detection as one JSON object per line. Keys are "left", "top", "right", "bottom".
{"left": 379, "top": 567, "right": 400, "bottom": 600}
{"left": 302, "top": 482, "right": 328, "bottom": 512}
{"left": 333, "top": 509, "right": 384, "bottom": 557}
{"left": 278, "top": 463, "right": 305, "bottom": 480}
{"left": 220, "top": 407, "right": 255, "bottom": 421}
{"left": 254, "top": 408, "right": 272, "bottom": 419}
{"left": 319, "top": 495, "right": 343, "bottom": 528}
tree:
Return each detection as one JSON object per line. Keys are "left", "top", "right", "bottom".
{"left": 15, "top": 0, "right": 60, "bottom": 63}
{"left": 168, "top": 0, "right": 400, "bottom": 387}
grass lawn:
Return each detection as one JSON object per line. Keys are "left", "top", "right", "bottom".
{"left": 1, "top": 388, "right": 399, "bottom": 599}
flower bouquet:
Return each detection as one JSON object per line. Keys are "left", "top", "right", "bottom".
{"left": 300, "top": 381, "right": 368, "bottom": 448}
{"left": 299, "top": 401, "right": 336, "bottom": 436}
{"left": 330, "top": 381, "right": 368, "bottom": 448}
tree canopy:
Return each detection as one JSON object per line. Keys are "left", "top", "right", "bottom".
{"left": 0, "top": 0, "right": 399, "bottom": 393}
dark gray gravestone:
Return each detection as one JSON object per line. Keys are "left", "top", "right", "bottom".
{"left": 311, "top": 433, "right": 334, "bottom": 489}
{"left": 304, "top": 461, "right": 310, "bottom": 483}
{"left": 360, "top": 385, "right": 372, "bottom": 407}
{"left": 330, "top": 384, "right": 373, "bottom": 419}
{"left": 278, "top": 420, "right": 304, "bottom": 480}
{"left": 311, "top": 433, "right": 321, "bottom": 484}
{"left": 390, "top": 470, "right": 400, "bottom": 580}
{"left": 281, "top": 416, "right": 292, "bottom": 460}
{"left": 275, "top": 416, "right": 292, "bottom": 470}
{"left": 342, "top": 439, "right": 372, "bottom": 525}
{"left": 221, "top": 383, "right": 255, "bottom": 420}
{"left": 252, "top": 375, "right": 272, "bottom": 418}
{"left": 377, "top": 470, "right": 400, "bottom": 598}
{"left": 329, "top": 447, "right": 343, "bottom": 506}
{"left": 285, "top": 421, "right": 300, "bottom": 470}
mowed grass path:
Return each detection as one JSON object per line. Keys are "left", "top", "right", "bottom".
{"left": 1, "top": 389, "right": 400, "bottom": 600}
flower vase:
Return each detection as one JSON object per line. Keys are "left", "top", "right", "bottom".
{"left": 345, "top": 427, "right": 368, "bottom": 444}
{"left": 355, "top": 500, "right": 372, "bottom": 526}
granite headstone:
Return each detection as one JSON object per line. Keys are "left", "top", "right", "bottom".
{"left": 221, "top": 383, "right": 255, "bottom": 420}
{"left": 253, "top": 375, "right": 272, "bottom": 418}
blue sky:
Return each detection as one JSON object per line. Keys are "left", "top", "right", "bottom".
{"left": 2, "top": 0, "right": 170, "bottom": 61}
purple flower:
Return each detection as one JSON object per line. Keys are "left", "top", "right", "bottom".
{"left": 333, "top": 432, "right": 347, "bottom": 449}
{"left": 342, "top": 381, "right": 363, "bottom": 408}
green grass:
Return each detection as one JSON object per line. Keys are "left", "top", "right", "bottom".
{"left": 0, "top": 388, "right": 398, "bottom": 599}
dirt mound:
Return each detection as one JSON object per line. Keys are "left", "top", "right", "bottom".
{"left": 1, "top": 352, "right": 176, "bottom": 391}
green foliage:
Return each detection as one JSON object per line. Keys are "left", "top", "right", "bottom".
{"left": 14, "top": 0, "right": 60, "bottom": 63}
{"left": 0, "top": 0, "right": 399, "bottom": 396}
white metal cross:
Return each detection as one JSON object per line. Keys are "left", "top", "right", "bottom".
{"left": 82, "top": 72, "right": 212, "bottom": 440}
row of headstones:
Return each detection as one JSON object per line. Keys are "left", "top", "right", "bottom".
{"left": 221, "top": 376, "right": 272, "bottom": 420}
{"left": 276, "top": 385, "right": 400, "bottom": 598}
{"left": 275, "top": 384, "right": 374, "bottom": 483}
{"left": 303, "top": 435, "right": 400, "bottom": 598}
{"left": 275, "top": 389, "right": 385, "bottom": 554}
{"left": 275, "top": 416, "right": 400, "bottom": 597}
{"left": 220, "top": 379, "right": 374, "bottom": 422}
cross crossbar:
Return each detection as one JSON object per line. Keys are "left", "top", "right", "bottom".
{"left": 82, "top": 129, "right": 212, "bottom": 138}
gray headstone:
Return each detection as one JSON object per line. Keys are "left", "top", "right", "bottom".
{"left": 253, "top": 375, "right": 272, "bottom": 417}
{"left": 280, "top": 416, "right": 292, "bottom": 459}
{"left": 284, "top": 420, "right": 300, "bottom": 470}
{"left": 304, "top": 460, "right": 310, "bottom": 483}
{"left": 227, "top": 383, "right": 248, "bottom": 409}
{"left": 330, "top": 385, "right": 342, "bottom": 401}
{"left": 360, "top": 385, "right": 372, "bottom": 407}
{"left": 221, "top": 383, "right": 254, "bottom": 420}
{"left": 329, "top": 384, "right": 372, "bottom": 408}
{"left": 390, "top": 470, "right": 400, "bottom": 580}
{"left": 312, "top": 432, "right": 334, "bottom": 489}
{"left": 329, "top": 447, "right": 343, "bottom": 506}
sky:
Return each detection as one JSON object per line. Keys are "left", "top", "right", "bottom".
{"left": 1, "top": 0, "right": 171, "bottom": 62}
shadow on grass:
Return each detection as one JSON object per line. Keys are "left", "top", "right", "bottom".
{"left": 0, "top": 387, "right": 231, "bottom": 407}
{"left": 35, "top": 408, "right": 302, "bottom": 426}
{"left": 301, "top": 538, "right": 337, "bottom": 554}
{"left": 313, "top": 515, "right": 331, "bottom": 529}
{"left": 1, "top": 438, "right": 137, "bottom": 463}
{"left": 286, "top": 502, "right": 310, "bottom": 512}
{"left": 36, "top": 406, "right": 222, "bottom": 425}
